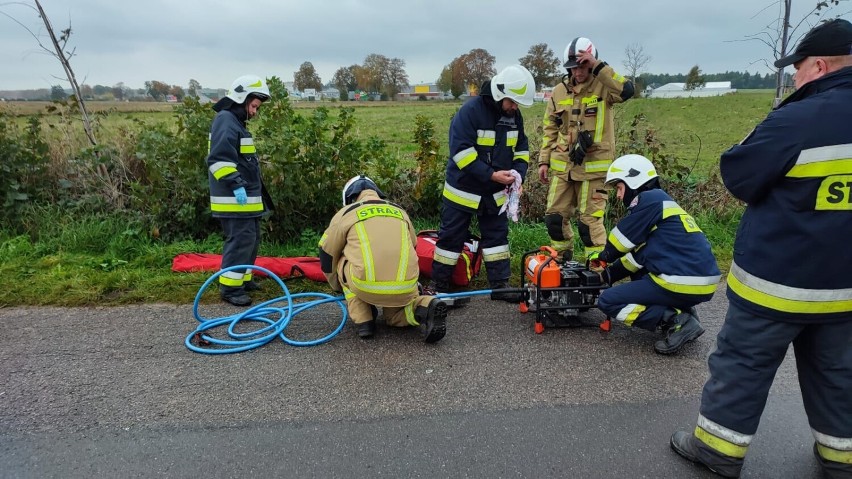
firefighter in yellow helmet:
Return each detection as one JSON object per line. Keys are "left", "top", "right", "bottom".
{"left": 319, "top": 176, "right": 448, "bottom": 343}
{"left": 538, "top": 37, "right": 634, "bottom": 262}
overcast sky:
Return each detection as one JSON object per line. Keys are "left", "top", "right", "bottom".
{"left": 1, "top": 0, "right": 849, "bottom": 91}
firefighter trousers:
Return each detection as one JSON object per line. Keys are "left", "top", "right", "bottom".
{"left": 343, "top": 289, "right": 433, "bottom": 327}
{"left": 699, "top": 301, "right": 852, "bottom": 461}
{"left": 432, "top": 203, "right": 509, "bottom": 285}
{"left": 596, "top": 273, "right": 711, "bottom": 331}
{"left": 219, "top": 217, "right": 260, "bottom": 294}
{"left": 544, "top": 172, "right": 608, "bottom": 256}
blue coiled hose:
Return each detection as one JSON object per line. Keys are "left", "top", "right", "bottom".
{"left": 185, "top": 264, "right": 499, "bottom": 354}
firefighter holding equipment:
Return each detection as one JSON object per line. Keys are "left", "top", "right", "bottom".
{"left": 319, "top": 176, "right": 447, "bottom": 343}
{"left": 426, "top": 65, "right": 534, "bottom": 303}
{"left": 671, "top": 19, "right": 852, "bottom": 478}
{"left": 592, "top": 154, "right": 720, "bottom": 355}
{"left": 539, "top": 37, "right": 634, "bottom": 262}
{"left": 206, "top": 74, "right": 272, "bottom": 307}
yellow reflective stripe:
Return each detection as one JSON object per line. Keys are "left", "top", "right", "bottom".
{"left": 579, "top": 181, "right": 589, "bottom": 211}
{"left": 594, "top": 101, "right": 605, "bottom": 143}
{"left": 218, "top": 271, "right": 245, "bottom": 287}
{"left": 211, "top": 202, "right": 264, "bottom": 213}
{"left": 239, "top": 137, "right": 256, "bottom": 154}
{"left": 210, "top": 161, "right": 239, "bottom": 180}
{"left": 662, "top": 201, "right": 687, "bottom": 219}
{"left": 396, "top": 222, "right": 408, "bottom": 281}
{"left": 557, "top": 98, "right": 573, "bottom": 105}
{"left": 476, "top": 129, "right": 496, "bottom": 146}
{"left": 540, "top": 136, "right": 550, "bottom": 148}
{"left": 453, "top": 147, "right": 478, "bottom": 169}
{"left": 482, "top": 244, "right": 510, "bottom": 262}
{"left": 612, "top": 71, "right": 625, "bottom": 83}
{"left": 513, "top": 151, "right": 530, "bottom": 163}
{"left": 355, "top": 222, "right": 375, "bottom": 281}
{"left": 350, "top": 275, "right": 418, "bottom": 295}
{"left": 788, "top": 144, "right": 852, "bottom": 178}
{"left": 546, "top": 176, "right": 559, "bottom": 208}
{"left": 609, "top": 227, "right": 634, "bottom": 253}
{"left": 207, "top": 133, "right": 211, "bottom": 154}
{"left": 616, "top": 304, "right": 645, "bottom": 326}
{"left": 433, "top": 246, "right": 459, "bottom": 266}
{"left": 816, "top": 175, "right": 852, "bottom": 210}
{"left": 584, "top": 159, "right": 611, "bottom": 173}
{"left": 816, "top": 444, "right": 852, "bottom": 464}
{"left": 650, "top": 273, "right": 719, "bottom": 295}
{"left": 550, "top": 239, "right": 572, "bottom": 250}
{"left": 243, "top": 270, "right": 253, "bottom": 281}
{"left": 590, "top": 208, "right": 605, "bottom": 218}
{"left": 550, "top": 157, "right": 568, "bottom": 172}
{"left": 443, "top": 182, "right": 480, "bottom": 209}
{"left": 459, "top": 252, "right": 473, "bottom": 283}
{"left": 343, "top": 285, "right": 356, "bottom": 300}
{"left": 318, "top": 232, "right": 328, "bottom": 247}
{"left": 695, "top": 427, "right": 748, "bottom": 459}
{"left": 728, "top": 261, "right": 852, "bottom": 314}
{"left": 585, "top": 245, "right": 604, "bottom": 254}
{"left": 506, "top": 131, "right": 519, "bottom": 147}
{"left": 493, "top": 190, "right": 507, "bottom": 207}
{"left": 620, "top": 253, "right": 642, "bottom": 272}
{"left": 405, "top": 302, "right": 419, "bottom": 326}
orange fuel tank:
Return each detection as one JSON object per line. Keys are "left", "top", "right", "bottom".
{"left": 524, "top": 254, "right": 561, "bottom": 288}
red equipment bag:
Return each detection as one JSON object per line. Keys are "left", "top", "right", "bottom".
{"left": 415, "top": 230, "right": 482, "bottom": 286}
{"left": 171, "top": 253, "right": 327, "bottom": 283}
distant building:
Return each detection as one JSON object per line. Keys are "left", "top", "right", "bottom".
{"left": 398, "top": 83, "right": 446, "bottom": 100}
{"left": 645, "top": 81, "right": 736, "bottom": 98}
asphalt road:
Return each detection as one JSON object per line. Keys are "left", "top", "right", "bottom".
{"left": 0, "top": 282, "right": 822, "bottom": 478}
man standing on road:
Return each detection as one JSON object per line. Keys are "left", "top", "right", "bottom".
{"left": 425, "top": 65, "right": 535, "bottom": 304}
{"left": 538, "top": 37, "right": 634, "bottom": 263}
{"left": 320, "top": 176, "right": 447, "bottom": 343}
{"left": 670, "top": 19, "right": 852, "bottom": 478}
{"left": 206, "top": 75, "right": 271, "bottom": 307}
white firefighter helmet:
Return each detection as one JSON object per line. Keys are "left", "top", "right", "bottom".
{"left": 563, "top": 37, "right": 598, "bottom": 69}
{"left": 342, "top": 175, "right": 386, "bottom": 206}
{"left": 605, "top": 154, "right": 658, "bottom": 190}
{"left": 490, "top": 65, "right": 536, "bottom": 107}
{"left": 225, "top": 74, "right": 270, "bottom": 104}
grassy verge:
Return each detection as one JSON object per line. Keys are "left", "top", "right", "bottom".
{"left": 0, "top": 206, "right": 739, "bottom": 307}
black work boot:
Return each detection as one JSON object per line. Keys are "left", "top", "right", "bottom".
{"left": 561, "top": 249, "right": 574, "bottom": 262}
{"left": 220, "top": 286, "right": 252, "bottom": 307}
{"left": 655, "top": 311, "right": 705, "bottom": 355}
{"left": 243, "top": 280, "right": 261, "bottom": 292}
{"left": 670, "top": 431, "right": 743, "bottom": 478}
{"left": 423, "top": 280, "right": 469, "bottom": 307}
{"left": 415, "top": 298, "right": 447, "bottom": 343}
{"left": 356, "top": 320, "right": 376, "bottom": 339}
{"left": 489, "top": 281, "right": 522, "bottom": 303}
{"left": 814, "top": 442, "right": 852, "bottom": 478}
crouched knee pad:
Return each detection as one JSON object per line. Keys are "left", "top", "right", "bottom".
{"left": 545, "top": 214, "right": 565, "bottom": 240}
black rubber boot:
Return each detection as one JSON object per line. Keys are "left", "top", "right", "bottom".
{"left": 562, "top": 249, "right": 573, "bottom": 262}
{"left": 415, "top": 298, "right": 447, "bottom": 343}
{"left": 356, "top": 320, "right": 376, "bottom": 339}
{"left": 814, "top": 443, "right": 852, "bottom": 478}
{"left": 243, "top": 280, "right": 261, "bottom": 292}
{"left": 423, "top": 280, "right": 469, "bottom": 307}
{"left": 670, "top": 431, "right": 744, "bottom": 478}
{"left": 489, "top": 281, "right": 522, "bottom": 303}
{"left": 655, "top": 311, "right": 705, "bottom": 355}
{"left": 220, "top": 286, "right": 252, "bottom": 307}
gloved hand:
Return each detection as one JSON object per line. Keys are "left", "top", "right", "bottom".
{"left": 233, "top": 186, "right": 247, "bottom": 205}
{"left": 587, "top": 251, "right": 607, "bottom": 271}
{"left": 569, "top": 130, "right": 594, "bottom": 166}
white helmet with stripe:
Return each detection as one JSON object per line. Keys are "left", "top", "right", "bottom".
{"left": 226, "top": 74, "right": 270, "bottom": 104}
{"left": 490, "top": 65, "right": 535, "bottom": 107}
{"left": 342, "top": 175, "right": 386, "bottom": 206}
{"left": 605, "top": 154, "right": 658, "bottom": 190}
{"left": 563, "top": 37, "right": 598, "bottom": 69}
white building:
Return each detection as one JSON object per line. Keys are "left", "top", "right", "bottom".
{"left": 646, "top": 81, "right": 736, "bottom": 98}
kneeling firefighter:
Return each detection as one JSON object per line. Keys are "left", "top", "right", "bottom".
{"left": 591, "top": 154, "right": 721, "bottom": 354}
{"left": 319, "top": 176, "right": 448, "bottom": 343}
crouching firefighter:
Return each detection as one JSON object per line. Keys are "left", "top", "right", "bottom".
{"left": 591, "top": 154, "right": 721, "bottom": 355}
{"left": 319, "top": 175, "right": 448, "bottom": 343}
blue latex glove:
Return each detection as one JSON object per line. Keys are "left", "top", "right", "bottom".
{"left": 233, "top": 187, "right": 247, "bottom": 205}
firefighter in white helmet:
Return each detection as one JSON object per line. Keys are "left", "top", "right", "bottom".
{"left": 319, "top": 175, "right": 448, "bottom": 343}
{"left": 206, "top": 74, "right": 271, "bottom": 306}
{"left": 539, "top": 37, "right": 634, "bottom": 263}
{"left": 425, "top": 65, "right": 534, "bottom": 303}
{"left": 589, "top": 154, "right": 720, "bottom": 355}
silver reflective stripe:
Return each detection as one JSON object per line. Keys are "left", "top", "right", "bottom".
{"left": 731, "top": 261, "right": 852, "bottom": 302}
{"left": 434, "top": 247, "right": 460, "bottom": 261}
{"left": 453, "top": 147, "right": 477, "bottom": 164}
{"left": 611, "top": 226, "right": 635, "bottom": 250}
{"left": 698, "top": 414, "right": 753, "bottom": 446}
{"left": 655, "top": 273, "right": 721, "bottom": 286}
{"left": 443, "top": 182, "right": 481, "bottom": 203}
{"left": 623, "top": 252, "right": 642, "bottom": 270}
{"left": 493, "top": 190, "right": 507, "bottom": 202}
{"left": 240, "top": 137, "right": 254, "bottom": 146}
{"left": 221, "top": 271, "right": 244, "bottom": 281}
{"left": 796, "top": 144, "right": 852, "bottom": 165}
{"left": 209, "top": 161, "right": 237, "bottom": 175}
{"left": 482, "top": 244, "right": 509, "bottom": 255}
{"left": 813, "top": 429, "right": 852, "bottom": 450}
{"left": 210, "top": 196, "right": 263, "bottom": 204}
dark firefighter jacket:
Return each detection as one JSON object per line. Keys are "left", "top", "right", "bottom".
{"left": 206, "top": 107, "right": 265, "bottom": 218}
{"left": 599, "top": 188, "right": 720, "bottom": 296}
{"left": 442, "top": 81, "right": 530, "bottom": 213}
{"left": 318, "top": 190, "right": 419, "bottom": 307}
{"left": 721, "top": 66, "right": 852, "bottom": 322}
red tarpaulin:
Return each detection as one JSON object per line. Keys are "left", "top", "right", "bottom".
{"left": 171, "top": 253, "right": 327, "bottom": 283}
